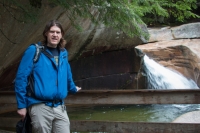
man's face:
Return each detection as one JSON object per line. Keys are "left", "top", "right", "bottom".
{"left": 46, "top": 25, "right": 62, "bottom": 48}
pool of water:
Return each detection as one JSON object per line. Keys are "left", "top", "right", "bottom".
{"left": 68, "top": 104, "right": 200, "bottom": 133}
{"left": 1, "top": 104, "right": 200, "bottom": 133}
{"left": 67, "top": 104, "right": 200, "bottom": 122}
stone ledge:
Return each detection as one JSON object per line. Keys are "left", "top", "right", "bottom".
{"left": 173, "top": 110, "right": 200, "bottom": 123}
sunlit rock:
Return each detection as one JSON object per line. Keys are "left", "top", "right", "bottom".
{"left": 135, "top": 39, "right": 200, "bottom": 87}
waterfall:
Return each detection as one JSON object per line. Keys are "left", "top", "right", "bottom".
{"left": 142, "top": 55, "right": 199, "bottom": 89}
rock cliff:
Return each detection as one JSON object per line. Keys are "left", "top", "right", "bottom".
{"left": 0, "top": 0, "right": 199, "bottom": 90}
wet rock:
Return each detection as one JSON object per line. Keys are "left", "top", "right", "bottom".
{"left": 70, "top": 48, "right": 144, "bottom": 90}
{"left": 135, "top": 39, "right": 200, "bottom": 87}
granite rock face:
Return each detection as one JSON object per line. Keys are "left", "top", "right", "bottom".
{"left": 0, "top": 0, "right": 199, "bottom": 90}
{"left": 136, "top": 23, "right": 200, "bottom": 88}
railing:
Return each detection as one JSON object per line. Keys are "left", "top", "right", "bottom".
{"left": 0, "top": 90, "right": 200, "bottom": 133}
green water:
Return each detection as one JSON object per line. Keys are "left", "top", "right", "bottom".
{"left": 68, "top": 104, "right": 200, "bottom": 122}
{"left": 1, "top": 104, "right": 200, "bottom": 133}
{"left": 68, "top": 104, "right": 200, "bottom": 133}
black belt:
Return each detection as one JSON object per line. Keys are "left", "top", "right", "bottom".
{"left": 52, "top": 99, "right": 63, "bottom": 106}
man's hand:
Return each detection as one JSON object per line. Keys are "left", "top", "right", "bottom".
{"left": 76, "top": 86, "right": 81, "bottom": 92}
{"left": 17, "top": 108, "right": 27, "bottom": 121}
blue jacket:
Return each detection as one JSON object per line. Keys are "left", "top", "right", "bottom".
{"left": 15, "top": 43, "right": 77, "bottom": 109}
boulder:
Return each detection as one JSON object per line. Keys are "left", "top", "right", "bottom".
{"left": 148, "top": 22, "right": 200, "bottom": 43}
{"left": 173, "top": 111, "right": 200, "bottom": 123}
{"left": 172, "top": 23, "right": 200, "bottom": 39}
{"left": 148, "top": 27, "right": 173, "bottom": 42}
{"left": 136, "top": 39, "right": 200, "bottom": 87}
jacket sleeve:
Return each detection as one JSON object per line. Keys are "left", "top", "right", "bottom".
{"left": 15, "top": 45, "right": 36, "bottom": 109}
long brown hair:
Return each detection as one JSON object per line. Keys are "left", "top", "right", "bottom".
{"left": 42, "top": 20, "right": 66, "bottom": 48}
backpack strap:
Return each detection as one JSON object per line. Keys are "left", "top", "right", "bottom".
{"left": 42, "top": 48, "right": 54, "bottom": 58}
{"left": 33, "top": 43, "right": 44, "bottom": 63}
{"left": 27, "top": 43, "right": 44, "bottom": 97}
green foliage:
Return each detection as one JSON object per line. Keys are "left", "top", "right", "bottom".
{"left": 49, "top": 0, "right": 149, "bottom": 40}
{"left": 48, "top": 0, "right": 199, "bottom": 39}
{"left": 136, "top": 0, "right": 200, "bottom": 25}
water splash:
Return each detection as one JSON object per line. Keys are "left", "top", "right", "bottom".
{"left": 142, "top": 55, "right": 199, "bottom": 89}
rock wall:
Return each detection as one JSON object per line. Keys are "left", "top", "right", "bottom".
{"left": 0, "top": 0, "right": 146, "bottom": 90}
{"left": 70, "top": 48, "right": 142, "bottom": 90}
{"left": 1, "top": 0, "right": 199, "bottom": 90}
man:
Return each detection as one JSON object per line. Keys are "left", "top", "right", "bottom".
{"left": 15, "top": 20, "right": 81, "bottom": 133}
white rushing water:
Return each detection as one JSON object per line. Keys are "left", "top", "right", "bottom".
{"left": 143, "top": 55, "right": 199, "bottom": 89}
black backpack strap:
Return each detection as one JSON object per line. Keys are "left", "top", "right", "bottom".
{"left": 41, "top": 45, "right": 54, "bottom": 58}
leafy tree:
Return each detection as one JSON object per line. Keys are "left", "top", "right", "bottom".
{"left": 137, "top": 0, "right": 200, "bottom": 26}
{"left": 49, "top": 0, "right": 200, "bottom": 38}
{"left": 48, "top": 0, "right": 149, "bottom": 39}
{"left": 1, "top": 0, "right": 199, "bottom": 41}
